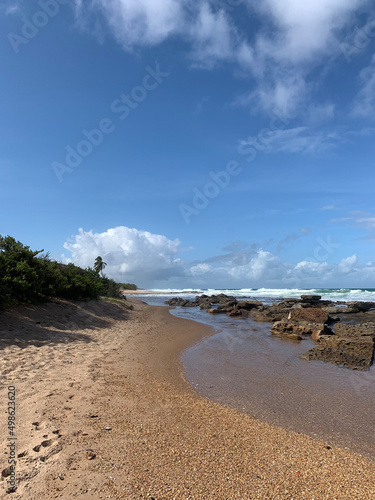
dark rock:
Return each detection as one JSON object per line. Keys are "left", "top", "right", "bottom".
{"left": 215, "top": 294, "right": 236, "bottom": 304}
{"left": 207, "top": 308, "right": 227, "bottom": 315}
{"left": 288, "top": 308, "right": 333, "bottom": 324}
{"left": 199, "top": 300, "right": 213, "bottom": 310}
{"left": 226, "top": 309, "right": 243, "bottom": 317}
{"left": 334, "top": 322, "right": 375, "bottom": 338}
{"left": 250, "top": 305, "right": 292, "bottom": 323}
{"left": 236, "top": 300, "right": 263, "bottom": 310}
{"left": 301, "top": 336, "right": 375, "bottom": 370}
{"left": 217, "top": 300, "right": 238, "bottom": 309}
{"left": 346, "top": 301, "right": 375, "bottom": 313}
{"left": 270, "top": 323, "right": 303, "bottom": 341}
{"left": 301, "top": 295, "right": 322, "bottom": 302}
{"left": 166, "top": 294, "right": 238, "bottom": 309}
{"left": 271, "top": 320, "right": 333, "bottom": 340}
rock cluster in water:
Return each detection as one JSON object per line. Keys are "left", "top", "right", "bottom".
{"left": 165, "top": 294, "right": 375, "bottom": 370}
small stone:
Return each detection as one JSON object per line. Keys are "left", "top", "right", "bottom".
{"left": 86, "top": 451, "right": 96, "bottom": 460}
{"left": 58, "top": 473, "right": 64, "bottom": 480}
{"left": 2, "top": 467, "right": 11, "bottom": 478}
{"left": 105, "top": 426, "right": 112, "bottom": 431}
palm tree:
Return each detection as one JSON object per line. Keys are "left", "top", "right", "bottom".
{"left": 94, "top": 256, "right": 107, "bottom": 278}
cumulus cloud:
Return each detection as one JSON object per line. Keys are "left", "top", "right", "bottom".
{"left": 228, "top": 250, "right": 286, "bottom": 281}
{"left": 62, "top": 227, "right": 375, "bottom": 287}
{"left": 190, "top": 263, "right": 211, "bottom": 276}
{"left": 338, "top": 254, "right": 357, "bottom": 273}
{"left": 63, "top": 227, "right": 183, "bottom": 286}
{"left": 186, "top": 248, "right": 375, "bottom": 288}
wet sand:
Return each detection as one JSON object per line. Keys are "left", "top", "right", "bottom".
{"left": 1, "top": 298, "right": 375, "bottom": 498}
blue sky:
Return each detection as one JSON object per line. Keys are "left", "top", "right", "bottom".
{"left": 1, "top": 0, "right": 375, "bottom": 289}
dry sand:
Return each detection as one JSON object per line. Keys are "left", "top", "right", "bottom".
{"left": 1, "top": 298, "right": 375, "bottom": 499}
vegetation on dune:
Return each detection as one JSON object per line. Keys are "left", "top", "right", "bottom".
{"left": 0, "top": 235, "right": 136, "bottom": 310}
{"left": 119, "top": 283, "right": 138, "bottom": 290}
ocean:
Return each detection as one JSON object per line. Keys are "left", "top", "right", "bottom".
{"left": 142, "top": 287, "right": 375, "bottom": 303}
{"left": 134, "top": 288, "right": 375, "bottom": 458}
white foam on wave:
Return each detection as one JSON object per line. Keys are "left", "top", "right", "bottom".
{"left": 146, "top": 288, "right": 375, "bottom": 303}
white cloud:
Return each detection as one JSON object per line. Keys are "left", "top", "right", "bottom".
{"left": 75, "top": 0, "right": 185, "bottom": 49}
{"left": 188, "top": 4, "right": 238, "bottom": 68}
{"left": 190, "top": 263, "right": 211, "bottom": 276}
{"left": 74, "top": 0, "right": 238, "bottom": 68}
{"left": 73, "top": 0, "right": 373, "bottom": 115}
{"left": 62, "top": 228, "right": 375, "bottom": 287}
{"left": 235, "top": 0, "right": 370, "bottom": 114}
{"left": 307, "top": 103, "right": 335, "bottom": 125}
{"left": 1, "top": 1, "right": 21, "bottom": 15}
{"left": 352, "top": 54, "right": 375, "bottom": 118}
{"left": 338, "top": 254, "right": 357, "bottom": 273}
{"left": 228, "top": 250, "right": 284, "bottom": 281}
{"left": 294, "top": 261, "right": 329, "bottom": 275}
{"left": 243, "top": 75, "right": 308, "bottom": 117}
{"left": 63, "top": 227, "right": 183, "bottom": 285}
{"left": 253, "top": 0, "right": 364, "bottom": 64}
{"left": 330, "top": 211, "right": 375, "bottom": 240}
{"left": 240, "top": 126, "right": 341, "bottom": 154}
{"left": 346, "top": 127, "right": 375, "bottom": 137}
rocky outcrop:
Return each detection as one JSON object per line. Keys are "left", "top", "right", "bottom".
{"left": 346, "top": 301, "right": 375, "bottom": 313}
{"left": 250, "top": 305, "right": 291, "bottom": 323}
{"left": 323, "top": 302, "right": 375, "bottom": 315}
{"left": 287, "top": 308, "right": 333, "bottom": 324}
{"left": 301, "top": 295, "right": 322, "bottom": 302}
{"left": 166, "top": 295, "right": 264, "bottom": 317}
{"left": 271, "top": 320, "right": 333, "bottom": 341}
{"left": 166, "top": 293, "right": 375, "bottom": 370}
{"left": 250, "top": 297, "right": 334, "bottom": 323}
{"left": 207, "top": 308, "right": 227, "bottom": 315}
{"left": 333, "top": 322, "right": 375, "bottom": 338}
{"left": 301, "top": 335, "right": 375, "bottom": 371}
{"left": 165, "top": 294, "right": 237, "bottom": 309}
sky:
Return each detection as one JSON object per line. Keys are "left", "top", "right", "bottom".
{"left": 1, "top": 0, "right": 375, "bottom": 289}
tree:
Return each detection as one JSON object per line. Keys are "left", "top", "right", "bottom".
{"left": 94, "top": 256, "right": 107, "bottom": 278}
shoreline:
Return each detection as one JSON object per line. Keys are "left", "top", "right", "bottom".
{"left": 1, "top": 298, "right": 375, "bottom": 498}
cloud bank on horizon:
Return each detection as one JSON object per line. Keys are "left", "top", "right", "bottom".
{"left": 63, "top": 226, "right": 375, "bottom": 288}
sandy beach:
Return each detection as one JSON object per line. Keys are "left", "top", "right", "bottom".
{"left": 1, "top": 297, "right": 375, "bottom": 499}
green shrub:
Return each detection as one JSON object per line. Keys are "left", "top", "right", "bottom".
{"left": 0, "top": 235, "right": 130, "bottom": 310}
